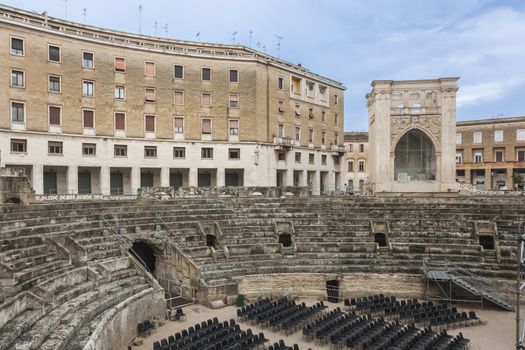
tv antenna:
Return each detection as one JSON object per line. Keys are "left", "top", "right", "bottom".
{"left": 83, "top": 8, "right": 86, "bottom": 23}
{"left": 154, "top": 22, "right": 158, "bottom": 35}
{"left": 196, "top": 32, "right": 200, "bottom": 41}
{"left": 249, "top": 31, "right": 253, "bottom": 47}
{"left": 62, "top": 0, "right": 67, "bottom": 19}
{"left": 274, "top": 34, "right": 283, "bottom": 58}
{"left": 138, "top": 5, "right": 142, "bottom": 34}
{"left": 162, "top": 23, "right": 168, "bottom": 38}
{"left": 232, "top": 31, "right": 237, "bottom": 45}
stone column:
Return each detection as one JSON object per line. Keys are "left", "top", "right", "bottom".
{"left": 312, "top": 170, "right": 320, "bottom": 195}
{"left": 506, "top": 166, "right": 514, "bottom": 189}
{"left": 67, "top": 165, "right": 78, "bottom": 194}
{"left": 32, "top": 164, "right": 44, "bottom": 195}
{"left": 131, "top": 167, "right": 141, "bottom": 194}
{"left": 216, "top": 167, "right": 225, "bottom": 187}
{"left": 160, "top": 167, "right": 170, "bottom": 187}
{"left": 484, "top": 168, "right": 493, "bottom": 190}
{"left": 188, "top": 167, "right": 198, "bottom": 187}
{"left": 463, "top": 166, "right": 471, "bottom": 185}
{"left": 100, "top": 166, "right": 110, "bottom": 195}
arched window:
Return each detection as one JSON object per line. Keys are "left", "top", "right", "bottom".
{"left": 394, "top": 129, "right": 436, "bottom": 181}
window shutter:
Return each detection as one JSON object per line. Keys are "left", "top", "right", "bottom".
{"left": 174, "top": 91, "right": 184, "bottom": 105}
{"left": 83, "top": 110, "right": 94, "bottom": 128}
{"left": 230, "top": 120, "right": 239, "bottom": 128}
{"left": 49, "top": 106, "right": 61, "bottom": 125}
{"left": 115, "top": 57, "right": 126, "bottom": 71}
{"left": 202, "top": 93, "right": 211, "bottom": 106}
{"left": 145, "top": 115, "right": 155, "bottom": 132}
{"left": 145, "top": 62, "right": 155, "bottom": 76}
{"left": 12, "top": 38, "right": 23, "bottom": 51}
{"left": 115, "top": 113, "right": 125, "bottom": 130}
{"left": 145, "top": 88, "right": 156, "bottom": 102}
{"left": 202, "top": 119, "right": 211, "bottom": 134}
{"left": 174, "top": 118, "right": 183, "bottom": 128}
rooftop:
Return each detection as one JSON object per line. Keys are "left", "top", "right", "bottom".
{"left": 344, "top": 132, "right": 369, "bottom": 142}
{"left": 456, "top": 116, "right": 525, "bottom": 127}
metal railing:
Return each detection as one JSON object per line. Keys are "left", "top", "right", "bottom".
{"left": 391, "top": 107, "right": 441, "bottom": 116}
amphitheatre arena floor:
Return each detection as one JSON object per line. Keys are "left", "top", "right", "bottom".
{"left": 134, "top": 299, "right": 515, "bottom": 350}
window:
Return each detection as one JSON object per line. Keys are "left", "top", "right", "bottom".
{"left": 10, "top": 70, "right": 24, "bottom": 87}
{"left": 473, "top": 131, "right": 482, "bottom": 144}
{"left": 202, "top": 67, "right": 211, "bottom": 81}
{"left": 229, "top": 148, "right": 240, "bottom": 159}
{"left": 145, "top": 61, "right": 155, "bottom": 77}
{"left": 334, "top": 113, "right": 338, "bottom": 125}
{"left": 518, "top": 130, "right": 525, "bottom": 141}
{"left": 144, "top": 146, "right": 157, "bottom": 158}
{"left": 278, "top": 77, "right": 284, "bottom": 90}
{"left": 321, "top": 111, "right": 326, "bottom": 122}
{"left": 229, "top": 69, "right": 238, "bottom": 83}
{"left": 201, "top": 93, "right": 212, "bottom": 107}
{"left": 48, "top": 45, "right": 60, "bottom": 62}
{"left": 494, "top": 148, "right": 504, "bottom": 162}
{"left": 114, "top": 145, "right": 127, "bottom": 157}
{"left": 49, "top": 75, "right": 61, "bottom": 93}
{"left": 456, "top": 133, "right": 462, "bottom": 144}
{"left": 295, "top": 152, "right": 301, "bottom": 163}
{"left": 48, "top": 141, "right": 63, "bottom": 154}
{"left": 295, "top": 127, "right": 300, "bottom": 141}
{"left": 278, "top": 100, "right": 285, "bottom": 113}
{"left": 517, "top": 148, "right": 525, "bottom": 162}
{"left": 202, "top": 119, "right": 212, "bottom": 134}
{"left": 174, "top": 90, "right": 184, "bottom": 105}
{"left": 319, "top": 85, "right": 327, "bottom": 101}
{"left": 348, "top": 161, "right": 354, "bottom": 172}
{"left": 294, "top": 104, "right": 301, "bottom": 117}
{"left": 321, "top": 131, "right": 326, "bottom": 144}
{"left": 278, "top": 124, "right": 284, "bottom": 138}
{"left": 82, "top": 52, "right": 94, "bottom": 68}
{"left": 321, "top": 155, "right": 327, "bottom": 165}
{"left": 309, "top": 153, "right": 315, "bottom": 164}
{"left": 83, "top": 110, "right": 94, "bottom": 128}
{"left": 201, "top": 147, "right": 213, "bottom": 159}
{"left": 82, "top": 80, "right": 94, "bottom": 97}
{"left": 174, "top": 117, "right": 184, "bottom": 134}
{"left": 229, "top": 94, "right": 239, "bottom": 108}
{"left": 115, "top": 85, "right": 125, "bottom": 100}
{"left": 82, "top": 143, "right": 96, "bottom": 156}
{"left": 306, "top": 81, "right": 315, "bottom": 98}
{"left": 10, "top": 139, "right": 26, "bottom": 153}
{"left": 145, "top": 115, "right": 155, "bottom": 132}
{"left": 455, "top": 152, "right": 463, "bottom": 163}
{"left": 359, "top": 161, "right": 365, "bottom": 172}
{"left": 334, "top": 94, "right": 339, "bottom": 105}
{"left": 174, "top": 65, "right": 184, "bottom": 79}
{"left": 359, "top": 144, "right": 364, "bottom": 152}
{"left": 308, "top": 108, "right": 314, "bottom": 119}
{"left": 291, "top": 76, "right": 301, "bottom": 94}
{"left": 10, "top": 37, "right": 24, "bottom": 55}
{"left": 145, "top": 88, "right": 156, "bottom": 102}
{"left": 173, "top": 147, "right": 185, "bottom": 158}
{"left": 229, "top": 119, "right": 239, "bottom": 135}
{"left": 349, "top": 144, "right": 353, "bottom": 152}
{"left": 334, "top": 133, "right": 339, "bottom": 145}
{"left": 115, "top": 57, "right": 126, "bottom": 72}
{"left": 49, "top": 106, "right": 61, "bottom": 125}
{"left": 308, "top": 129, "right": 314, "bottom": 143}
{"left": 474, "top": 150, "right": 483, "bottom": 163}
{"left": 277, "top": 151, "right": 286, "bottom": 161}
{"left": 115, "top": 113, "right": 126, "bottom": 130}
{"left": 11, "top": 102, "right": 24, "bottom": 122}
{"left": 494, "top": 130, "right": 503, "bottom": 142}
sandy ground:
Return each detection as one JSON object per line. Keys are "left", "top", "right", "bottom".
{"left": 133, "top": 300, "right": 515, "bottom": 350}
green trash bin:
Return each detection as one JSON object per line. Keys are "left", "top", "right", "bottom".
{"left": 235, "top": 294, "right": 245, "bottom": 308}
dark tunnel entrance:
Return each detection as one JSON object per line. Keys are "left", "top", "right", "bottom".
{"left": 129, "top": 241, "right": 156, "bottom": 274}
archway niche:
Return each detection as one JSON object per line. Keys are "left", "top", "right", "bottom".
{"left": 206, "top": 234, "right": 217, "bottom": 248}
{"left": 375, "top": 232, "right": 387, "bottom": 247}
{"left": 326, "top": 280, "right": 340, "bottom": 303}
{"left": 394, "top": 129, "right": 436, "bottom": 181}
{"left": 4, "top": 197, "right": 22, "bottom": 204}
{"left": 278, "top": 233, "right": 292, "bottom": 247}
{"left": 129, "top": 241, "right": 156, "bottom": 274}
{"left": 479, "top": 235, "right": 495, "bottom": 250}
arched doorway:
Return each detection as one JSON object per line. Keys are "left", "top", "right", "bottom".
{"left": 375, "top": 232, "right": 387, "bottom": 247}
{"left": 206, "top": 234, "right": 216, "bottom": 248}
{"left": 129, "top": 241, "right": 156, "bottom": 274}
{"left": 394, "top": 129, "right": 436, "bottom": 181}
{"left": 4, "top": 197, "right": 22, "bottom": 204}
{"left": 326, "top": 280, "right": 339, "bottom": 303}
{"left": 479, "top": 235, "right": 495, "bottom": 250}
{"left": 278, "top": 233, "right": 292, "bottom": 247}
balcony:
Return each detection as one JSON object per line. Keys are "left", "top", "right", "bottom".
{"left": 330, "top": 144, "right": 346, "bottom": 155}
{"left": 273, "top": 137, "right": 294, "bottom": 150}
{"left": 391, "top": 107, "right": 441, "bottom": 116}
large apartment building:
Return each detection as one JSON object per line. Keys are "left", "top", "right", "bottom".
{"left": 343, "top": 132, "right": 368, "bottom": 191}
{"left": 455, "top": 116, "right": 525, "bottom": 190}
{"left": 0, "top": 5, "right": 345, "bottom": 196}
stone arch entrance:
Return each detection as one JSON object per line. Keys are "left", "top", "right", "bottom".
{"left": 278, "top": 233, "right": 292, "bottom": 247}
{"left": 326, "top": 280, "right": 340, "bottom": 303}
{"left": 4, "top": 197, "right": 21, "bottom": 204}
{"left": 479, "top": 235, "right": 495, "bottom": 250}
{"left": 374, "top": 232, "right": 387, "bottom": 247}
{"left": 129, "top": 241, "right": 157, "bottom": 274}
{"left": 394, "top": 128, "right": 437, "bottom": 181}
{"left": 206, "top": 234, "right": 217, "bottom": 248}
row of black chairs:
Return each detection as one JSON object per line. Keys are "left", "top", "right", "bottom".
{"left": 138, "top": 319, "right": 155, "bottom": 338}
{"left": 302, "top": 307, "right": 346, "bottom": 341}
{"left": 266, "top": 340, "right": 303, "bottom": 350}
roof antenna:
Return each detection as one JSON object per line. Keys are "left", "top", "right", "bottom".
{"left": 138, "top": 5, "right": 142, "bottom": 34}
{"left": 62, "top": 0, "right": 68, "bottom": 19}
{"left": 154, "top": 21, "right": 158, "bottom": 35}
{"left": 83, "top": 8, "right": 87, "bottom": 24}
{"left": 232, "top": 31, "right": 237, "bottom": 45}
{"left": 196, "top": 32, "right": 200, "bottom": 41}
{"left": 249, "top": 31, "right": 253, "bottom": 48}
{"left": 162, "top": 23, "right": 168, "bottom": 38}
{"left": 274, "top": 34, "right": 283, "bottom": 58}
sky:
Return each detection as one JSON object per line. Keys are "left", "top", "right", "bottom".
{"left": 3, "top": 0, "right": 525, "bottom": 131}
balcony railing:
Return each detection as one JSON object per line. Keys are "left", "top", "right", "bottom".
{"left": 391, "top": 107, "right": 441, "bottom": 116}
{"left": 330, "top": 144, "right": 346, "bottom": 153}
{"left": 273, "top": 137, "right": 294, "bottom": 146}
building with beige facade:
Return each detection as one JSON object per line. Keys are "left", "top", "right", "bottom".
{"left": 0, "top": 5, "right": 345, "bottom": 197}
{"left": 456, "top": 116, "right": 525, "bottom": 190}
{"left": 343, "top": 132, "right": 368, "bottom": 192}
{"left": 367, "top": 78, "right": 458, "bottom": 193}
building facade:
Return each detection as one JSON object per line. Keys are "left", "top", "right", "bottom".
{"left": 0, "top": 5, "right": 345, "bottom": 196}
{"left": 343, "top": 132, "right": 368, "bottom": 192}
{"left": 456, "top": 117, "right": 525, "bottom": 190}
{"left": 367, "top": 78, "right": 458, "bottom": 193}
